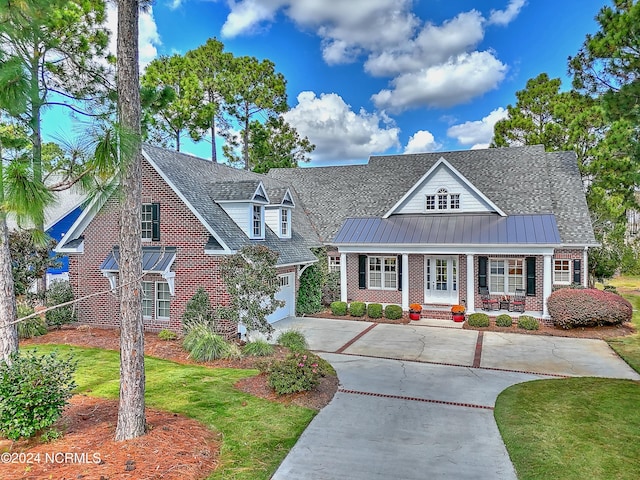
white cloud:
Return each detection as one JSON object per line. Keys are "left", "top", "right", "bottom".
{"left": 371, "top": 52, "right": 507, "bottom": 112}
{"left": 488, "top": 0, "right": 527, "bottom": 26}
{"left": 105, "top": 5, "right": 161, "bottom": 69}
{"left": 446, "top": 107, "right": 508, "bottom": 147}
{"left": 404, "top": 130, "right": 440, "bottom": 154}
{"left": 283, "top": 91, "right": 400, "bottom": 162}
{"left": 168, "top": 0, "right": 184, "bottom": 9}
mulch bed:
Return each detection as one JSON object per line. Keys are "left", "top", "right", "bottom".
{"left": 8, "top": 326, "right": 340, "bottom": 480}
{"left": 462, "top": 320, "right": 636, "bottom": 339}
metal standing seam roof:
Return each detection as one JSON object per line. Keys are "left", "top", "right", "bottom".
{"left": 100, "top": 246, "right": 178, "bottom": 272}
{"left": 333, "top": 214, "right": 562, "bottom": 245}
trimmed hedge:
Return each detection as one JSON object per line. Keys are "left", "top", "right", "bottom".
{"left": 330, "top": 301, "right": 348, "bottom": 316}
{"left": 518, "top": 315, "right": 539, "bottom": 330}
{"left": 384, "top": 304, "right": 403, "bottom": 320}
{"left": 467, "top": 312, "right": 490, "bottom": 327}
{"left": 547, "top": 288, "right": 632, "bottom": 329}
{"left": 495, "top": 314, "right": 513, "bottom": 327}
{"left": 367, "top": 303, "right": 383, "bottom": 319}
{"left": 349, "top": 301, "right": 366, "bottom": 317}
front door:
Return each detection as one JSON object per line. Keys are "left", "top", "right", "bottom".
{"left": 424, "top": 256, "right": 458, "bottom": 304}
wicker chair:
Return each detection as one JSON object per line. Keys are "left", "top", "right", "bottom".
{"left": 509, "top": 288, "right": 526, "bottom": 313}
{"left": 479, "top": 287, "right": 499, "bottom": 311}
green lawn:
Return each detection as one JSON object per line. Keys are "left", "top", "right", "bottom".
{"left": 495, "top": 275, "right": 640, "bottom": 479}
{"left": 25, "top": 345, "right": 316, "bottom": 480}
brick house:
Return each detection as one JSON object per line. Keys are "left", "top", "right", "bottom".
{"left": 269, "top": 145, "right": 598, "bottom": 320}
{"left": 56, "top": 145, "right": 320, "bottom": 333}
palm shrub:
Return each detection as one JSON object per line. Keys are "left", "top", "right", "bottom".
{"left": 367, "top": 303, "right": 383, "bottom": 319}
{"left": 330, "top": 301, "right": 347, "bottom": 316}
{"left": 467, "top": 312, "right": 490, "bottom": 327}
{"left": 17, "top": 304, "right": 47, "bottom": 339}
{"left": 518, "top": 315, "right": 540, "bottom": 330}
{"left": 45, "top": 280, "right": 76, "bottom": 328}
{"left": 182, "top": 323, "right": 238, "bottom": 361}
{"left": 547, "top": 288, "right": 632, "bottom": 329}
{"left": 0, "top": 351, "right": 77, "bottom": 440}
{"left": 384, "top": 304, "right": 403, "bottom": 320}
{"left": 243, "top": 339, "right": 275, "bottom": 357}
{"left": 277, "top": 330, "right": 308, "bottom": 352}
{"left": 349, "top": 301, "right": 366, "bottom": 317}
{"left": 495, "top": 314, "right": 513, "bottom": 327}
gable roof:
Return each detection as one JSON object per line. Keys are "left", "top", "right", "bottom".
{"left": 268, "top": 145, "right": 597, "bottom": 246}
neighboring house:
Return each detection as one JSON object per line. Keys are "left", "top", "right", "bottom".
{"left": 56, "top": 145, "right": 320, "bottom": 333}
{"left": 269, "top": 145, "right": 598, "bottom": 319}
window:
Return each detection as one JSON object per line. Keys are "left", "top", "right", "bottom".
{"left": 437, "top": 188, "right": 448, "bottom": 209}
{"left": 156, "top": 282, "right": 171, "bottom": 319}
{"left": 141, "top": 203, "right": 160, "bottom": 241}
{"left": 489, "top": 259, "right": 524, "bottom": 294}
{"left": 425, "top": 195, "right": 435, "bottom": 210}
{"left": 280, "top": 208, "right": 290, "bottom": 237}
{"left": 328, "top": 255, "right": 341, "bottom": 273}
{"left": 252, "top": 205, "right": 263, "bottom": 238}
{"left": 368, "top": 256, "right": 397, "bottom": 290}
{"left": 142, "top": 282, "right": 153, "bottom": 318}
{"left": 554, "top": 259, "right": 571, "bottom": 284}
{"left": 279, "top": 275, "right": 290, "bottom": 287}
{"left": 450, "top": 194, "right": 460, "bottom": 209}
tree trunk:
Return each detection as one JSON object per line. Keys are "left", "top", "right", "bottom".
{"left": 243, "top": 106, "right": 250, "bottom": 170}
{"left": 210, "top": 115, "right": 217, "bottom": 163}
{"left": 115, "top": 0, "right": 146, "bottom": 441}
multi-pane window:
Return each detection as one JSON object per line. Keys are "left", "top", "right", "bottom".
{"left": 368, "top": 256, "right": 397, "bottom": 290}
{"left": 489, "top": 259, "right": 524, "bottom": 294}
{"left": 141, "top": 204, "right": 153, "bottom": 240}
{"left": 450, "top": 194, "right": 460, "bottom": 209}
{"left": 142, "top": 282, "right": 153, "bottom": 318}
{"left": 281, "top": 208, "right": 289, "bottom": 236}
{"left": 425, "top": 195, "right": 436, "bottom": 210}
{"left": 437, "top": 188, "right": 448, "bottom": 209}
{"left": 427, "top": 189, "right": 461, "bottom": 211}
{"left": 252, "top": 205, "right": 263, "bottom": 238}
{"left": 328, "top": 255, "right": 341, "bottom": 273}
{"left": 554, "top": 259, "right": 571, "bottom": 284}
{"left": 156, "top": 282, "right": 171, "bottom": 319}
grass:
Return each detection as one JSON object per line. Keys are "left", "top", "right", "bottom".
{"left": 24, "top": 345, "right": 316, "bottom": 480}
{"left": 495, "top": 377, "right": 640, "bottom": 480}
{"left": 605, "top": 275, "right": 640, "bottom": 373}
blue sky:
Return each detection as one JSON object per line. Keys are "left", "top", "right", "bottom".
{"left": 45, "top": 0, "right": 605, "bottom": 167}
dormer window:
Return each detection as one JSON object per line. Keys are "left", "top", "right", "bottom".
{"left": 252, "top": 204, "right": 264, "bottom": 238}
{"left": 426, "top": 189, "right": 460, "bottom": 211}
{"left": 280, "top": 208, "right": 290, "bottom": 237}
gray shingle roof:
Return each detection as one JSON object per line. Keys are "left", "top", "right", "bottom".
{"left": 142, "top": 145, "right": 320, "bottom": 266}
{"left": 268, "top": 145, "right": 597, "bottom": 246}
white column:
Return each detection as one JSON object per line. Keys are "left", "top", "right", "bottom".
{"left": 543, "top": 255, "right": 552, "bottom": 318}
{"left": 583, "top": 247, "right": 589, "bottom": 287}
{"left": 466, "top": 254, "right": 475, "bottom": 313}
{"left": 402, "top": 254, "right": 409, "bottom": 310}
{"left": 340, "top": 252, "right": 348, "bottom": 302}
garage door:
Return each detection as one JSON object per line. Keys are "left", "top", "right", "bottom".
{"left": 267, "top": 272, "right": 295, "bottom": 323}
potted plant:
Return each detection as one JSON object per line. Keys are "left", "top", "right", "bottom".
{"left": 409, "top": 303, "right": 422, "bottom": 320}
{"left": 451, "top": 305, "right": 466, "bottom": 322}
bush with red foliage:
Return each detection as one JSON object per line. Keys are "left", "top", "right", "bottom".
{"left": 547, "top": 288, "right": 632, "bottom": 329}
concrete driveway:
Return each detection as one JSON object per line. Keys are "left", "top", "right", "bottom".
{"left": 271, "top": 317, "right": 640, "bottom": 480}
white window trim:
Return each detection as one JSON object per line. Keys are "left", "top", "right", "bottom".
{"left": 250, "top": 204, "right": 264, "bottom": 239}
{"left": 328, "top": 255, "right": 341, "bottom": 273}
{"left": 553, "top": 259, "right": 571, "bottom": 285}
{"left": 141, "top": 203, "right": 153, "bottom": 241}
{"left": 142, "top": 281, "right": 153, "bottom": 319}
{"left": 426, "top": 189, "right": 461, "bottom": 212}
{"left": 368, "top": 256, "right": 397, "bottom": 290}
{"left": 280, "top": 208, "right": 291, "bottom": 238}
{"left": 155, "top": 281, "right": 171, "bottom": 320}
{"left": 489, "top": 258, "right": 525, "bottom": 295}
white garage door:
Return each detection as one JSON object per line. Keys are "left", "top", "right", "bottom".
{"left": 267, "top": 272, "right": 295, "bottom": 323}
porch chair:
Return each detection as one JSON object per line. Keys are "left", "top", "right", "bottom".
{"left": 509, "top": 288, "right": 526, "bottom": 313}
{"left": 479, "top": 287, "right": 499, "bottom": 311}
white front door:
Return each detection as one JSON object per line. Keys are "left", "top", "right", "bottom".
{"left": 424, "top": 256, "right": 458, "bottom": 304}
{"left": 266, "top": 272, "right": 295, "bottom": 323}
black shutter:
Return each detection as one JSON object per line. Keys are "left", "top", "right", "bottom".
{"left": 151, "top": 203, "right": 160, "bottom": 241}
{"left": 358, "top": 255, "right": 367, "bottom": 289}
{"left": 526, "top": 257, "right": 536, "bottom": 296}
{"left": 478, "top": 256, "right": 487, "bottom": 291}
{"left": 573, "top": 259, "right": 581, "bottom": 284}
{"left": 397, "top": 255, "right": 402, "bottom": 291}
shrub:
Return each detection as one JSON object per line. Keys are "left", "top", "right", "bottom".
{"left": 267, "top": 352, "right": 321, "bottom": 395}
{"left": 16, "top": 304, "right": 47, "bottom": 339}
{"left": 467, "top": 312, "right": 490, "bottom": 327}
{"left": 384, "top": 304, "right": 403, "bottom": 320}
{"left": 297, "top": 263, "right": 323, "bottom": 315}
{"left": 182, "top": 287, "right": 213, "bottom": 332}
{"left": 322, "top": 271, "right": 341, "bottom": 307}
{"left": 367, "top": 303, "right": 383, "bottom": 319}
{"left": 0, "top": 350, "right": 77, "bottom": 440}
{"left": 349, "top": 301, "right": 366, "bottom": 317}
{"left": 277, "top": 330, "right": 308, "bottom": 352}
{"left": 182, "top": 323, "right": 237, "bottom": 361}
{"left": 158, "top": 329, "right": 177, "bottom": 341}
{"left": 243, "top": 339, "right": 275, "bottom": 357}
{"left": 495, "top": 314, "right": 513, "bottom": 327}
{"left": 45, "top": 280, "right": 76, "bottom": 328}
{"left": 518, "top": 315, "right": 540, "bottom": 330}
{"left": 330, "top": 301, "right": 347, "bottom": 316}
{"left": 547, "top": 288, "right": 632, "bottom": 329}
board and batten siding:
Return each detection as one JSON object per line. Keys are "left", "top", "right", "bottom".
{"left": 394, "top": 164, "right": 494, "bottom": 214}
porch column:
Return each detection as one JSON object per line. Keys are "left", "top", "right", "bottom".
{"left": 543, "top": 254, "right": 552, "bottom": 318}
{"left": 583, "top": 247, "right": 589, "bottom": 287}
{"left": 466, "top": 254, "right": 475, "bottom": 313}
{"left": 340, "top": 252, "right": 347, "bottom": 302}
{"left": 401, "top": 254, "right": 409, "bottom": 310}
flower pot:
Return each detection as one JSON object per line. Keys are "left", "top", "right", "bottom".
{"left": 452, "top": 314, "right": 465, "bottom": 323}
{"left": 409, "top": 312, "right": 421, "bottom": 320}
